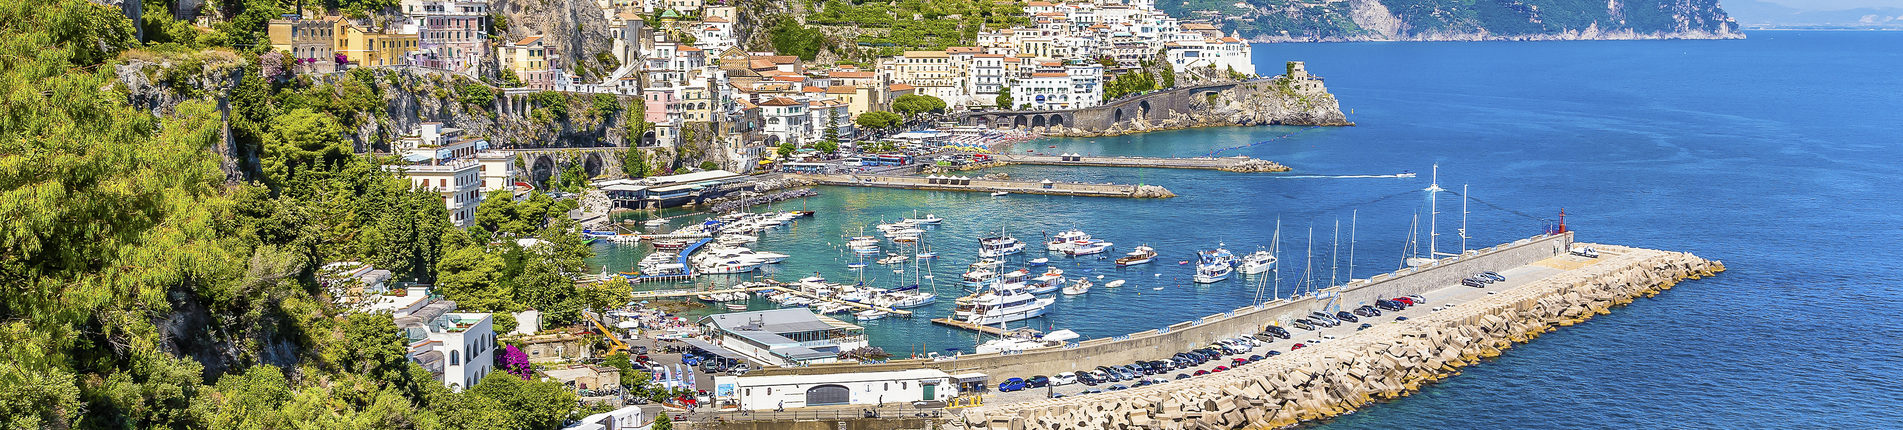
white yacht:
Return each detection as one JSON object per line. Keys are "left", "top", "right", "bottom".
{"left": 854, "top": 309, "right": 888, "bottom": 321}
{"left": 1199, "top": 244, "right": 1238, "bottom": 267}
{"left": 1046, "top": 229, "right": 1091, "bottom": 251}
{"left": 904, "top": 214, "right": 944, "bottom": 225}
{"left": 952, "top": 284, "right": 1055, "bottom": 326}
{"left": 1239, "top": 250, "right": 1277, "bottom": 274}
{"left": 698, "top": 258, "right": 764, "bottom": 274}
{"left": 1192, "top": 261, "right": 1232, "bottom": 283}
{"left": 1032, "top": 267, "right": 1065, "bottom": 284}
{"left": 849, "top": 236, "right": 881, "bottom": 255}
{"left": 705, "top": 246, "right": 789, "bottom": 264}
{"left": 979, "top": 234, "right": 1026, "bottom": 258}
{"left": 1065, "top": 240, "right": 1114, "bottom": 256}
{"left": 962, "top": 268, "right": 998, "bottom": 287}
{"left": 877, "top": 254, "right": 910, "bottom": 265}
{"left": 1061, "top": 278, "right": 1092, "bottom": 295}
{"left": 974, "top": 329, "right": 1078, "bottom": 354}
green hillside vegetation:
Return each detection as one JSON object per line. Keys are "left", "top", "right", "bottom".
{"left": 1, "top": 0, "right": 627, "bottom": 427}
{"left": 803, "top": 0, "right": 1031, "bottom": 56}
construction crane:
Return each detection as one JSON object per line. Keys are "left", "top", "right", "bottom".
{"left": 582, "top": 309, "right": 631, "bottom": 356}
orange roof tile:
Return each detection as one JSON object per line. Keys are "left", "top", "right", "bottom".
{"left": 702, "top": 16, "right": 729, "bottom": 23}
{"left": 760, "top": 97, "right": 801, "bottom": 106}
{"left": 889, "top": 83, "right": 915, "bottom": 91}
{"left": 827, "top": 85, "right": 859, "bottom": 94}
{"left": 515, "top": 36, "right": 543, "bottom": 46}
{"left": 1031, "top": 72, "right": 1068, "bottom": 77}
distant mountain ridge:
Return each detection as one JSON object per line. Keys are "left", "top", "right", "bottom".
{"left": 1160, "top": 0, "right": 1745, "bottom": 42}
{"left": 1723, "top": 0, "right": 1903, "bottom": 28}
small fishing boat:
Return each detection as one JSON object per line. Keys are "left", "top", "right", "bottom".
{"left": 1033, "top": 267, "right": 1065, "bottom": 284}
{"left": 1047, "top": 229, "right": 1092, "bottom": 251}
{"left": 725, "top": 304, "right": 748, "bottom": 311}
{"left": 1061, "top": 278, "right": 1092, "bottom": 295}
{"left": 1104, "top": 279, "right": 1125, "bottom": 288}
{"left": 877, "top": 254, "right": 910, "bottom": 265}
{"left": 978, "top": 233, "right": 1026, "bottom": 258}
{"left": 916, "top": 251, "right": 938, "bottom": 259}
{"left": 848, "top": 263, "right": 867, "bottom": 270}
{"left": 991, "top": 191, "right": 1009, "bottom": 197}
{"left": 1116, "top": 245, "right": 1157, "bottom": 266}
{"left": 1027, "top": 257, "right": 1049, "bottom": 266}
{"left": 1152, "top": 286, "right": 1164, "bottom": 291}
{"left": 904, "top": 213, "right": 944, "bottom": 225}
{"left": 855, "top": 309, "right": 889, "bottom": 321}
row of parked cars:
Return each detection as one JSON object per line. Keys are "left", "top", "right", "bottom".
{"left": 1000, "top": 294, "right": 1440, "bottom": 394}
{"left": 1461, "top": 271, "right": 1507, "bottom": 288}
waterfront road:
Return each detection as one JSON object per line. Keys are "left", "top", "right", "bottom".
{"left": 980, "top": 258, "right": 1586, "bottom": 404}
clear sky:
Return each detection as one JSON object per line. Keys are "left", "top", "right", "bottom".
{"left": 1756, "top": 0, "right": 1903, "bottom": 10}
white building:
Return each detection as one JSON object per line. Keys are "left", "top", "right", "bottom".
{"left": 758, "top": 97, "right": 808, "bottom": 146}
{"left": 475, "top": 151, "right": 518, "bottom": 196}
{"left": 384, "top": 160, "right": 483, "bottom": 227}
{"left": 1009, "top": 64, "right": 1101, "bottom": 111}
{"left": 1164, "top": 36, "right": 1254, "bottom": 76}
{"left": 564, "top": 405, "right": 648, "bottom": 430}
{"left": 388, "top": 292, "right": 496, "bottom": 392}
{"left": 712, "top": 369, "right": 957, "bottom": 410}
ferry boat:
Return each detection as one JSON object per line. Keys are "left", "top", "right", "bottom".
{"left": 952, "top": 284, "right": 1055, "bottom": 326}
{"left": 1116, "top": 245, "right": 1157, "bottom": 266}
{"left": 1065, "top": 240, "right": 1114, "bottom": 256}
{"left": 978, "top": 234, "right": 1026, "bottom": 258}
{"left": 1061, "top": 278, "right": 1092, "bottom": 295}
{"left": 1047, "top": 229, "right": 1092, "bottom": 251}
{"left": 1239, "top": 250, "right": 1277, "bottom": 274}
{"left": 1192, "top": 261, "right": 1233, "bottom": 283}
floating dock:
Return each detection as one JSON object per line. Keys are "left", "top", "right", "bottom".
{"left": 993, "top": 154, "right": 1289, "bottom": 172}
{"left": 794, "top": 174, "right": 1172, "bottom": 198}
{"left": 626, "top": 284, "right": 913, "bottom": 316}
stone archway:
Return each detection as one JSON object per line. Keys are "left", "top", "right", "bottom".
{"left": 1013, "top": 115, "right": 1028, "bottom": 129}
{"left": 530, "top": 155, "right": 557, "bottom": 188}
{"left": 1032, "top": 115, "right": 1046, "bottom": 127}
{"left": 639, "top": 130, "right": 657, "bottom": 147}
{"left": 583, "top": 152, "right": 605, "bottom": 178}
{"left": 1048, "top": 114, "right": 1065, "bottom": 128}
{"left": 1139, "top": 100, "right": 1152, "bottom": 118}
{"left": 1114, "top": 108, "right": 1123, "bottom": 123}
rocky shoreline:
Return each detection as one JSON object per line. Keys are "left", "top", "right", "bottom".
{"left": 949, "top": 244, "right": 1722, "bottom": 430}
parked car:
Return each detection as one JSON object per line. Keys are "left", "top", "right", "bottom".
{"left": 1265, "top": 350, "right": 1282, "bottom": 357}
{"left": 1291, "top": 343, "right": 1306, "bottom": 350}
{"left": 1375, "top": 300, "right": 1403, "bottom": 311}
{"left": 1483, "top": 271, "right": 1505, "bottom": 281}
{"left": 1108, "top": 384, "right": 1129, "bottom": 391}
{"left": 1053, "top": 372, "right": 1077, "bottom": 386}
{"left": 1395, "top": 316, "right": 1409, "bottom": 321}
{"left": 1026, "top": 375, "right": 1050, "bottom": 388}
{"left": 1335, "top": 311, "right": 1360, "bottom": 323}
{"left": 1353, "top": 306, "right": 1377, "bottom": 317}
{"left": 1194, "top": 370, "right": 1210, "bottom": 376}
{"left": 1263, "top": 325, "right": 1292, "bottom": 338}
{"left": 1571, "top": 247, "right": 1599, "bottom": 258}
{"left": 1407, "top": 294, "right": 1428, "bottom": 304}
{"left": 1462, "top": 279, "right": 1486, "bottom": 288}
{"left": 1177, "top": 373, "right": 1192, "bottom": 380}
{"left": 1212, "top": 366, "right": 1229, "bottom": 372}
{"left": 1080, "top": 388, "right": 1103, "bottom": 395}
{"left": 1358, "top": 323, "right": 1373, "bottom": 331}
{"left": 1392, "top": 297, "right": 1415, "bottom": 306}
{"left": 1253, "top": 333, "right": 1280, "bottom": 343}
{"left": 1292, "top": 320, "right": 1317, "bottom": 330}
{"left": 999, "top": 378, "right": 1026, "bottom": 392}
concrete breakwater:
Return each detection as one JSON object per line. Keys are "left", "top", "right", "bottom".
{"left": 947, "top": 244, "right": 1723, "bottom": 430}
{"left": 991, "top": 154, "right": 1291, "bottom": 173}
{"left": 793, "top": 174, "right": 1176, "bottom": 198}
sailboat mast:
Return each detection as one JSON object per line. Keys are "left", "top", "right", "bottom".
{"left": 1348, "top": 209, "right": 1357, "bottom": 281}
{"left": 1329, "top": 218, "right": 1339, "bottom": 288}
{"left": 1272, "top": 217, "right": 1282, "bottom": 302}
{"left": 1460, "top": 184, "right": 1469, "bottom": 255}
{"left": 1303, "top": 226, "right": 1314, "bottom": 297}
{"left": 1431, "top": 165, "right": 1441, "bottom": 257}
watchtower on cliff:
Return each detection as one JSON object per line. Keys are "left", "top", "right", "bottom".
{"left": 1286, "top": 61, "right": 1309, "bottom": 80}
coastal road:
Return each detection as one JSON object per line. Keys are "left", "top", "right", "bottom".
{"left": 979, "top": 258, "right": 1588, "bottom": 404}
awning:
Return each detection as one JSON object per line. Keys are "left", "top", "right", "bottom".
{"left": 678, "top": 338, "right": 751, "bottom": 363}
{"left": 615, "top": 320, "right": 641, "bottom": 329}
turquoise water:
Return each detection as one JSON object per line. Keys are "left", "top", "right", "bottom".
{"left": 592, "top": 31, "right": 1903, "bottom": 426}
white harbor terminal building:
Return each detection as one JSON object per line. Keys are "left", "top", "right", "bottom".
{"left": 693, "top": 309, "right": 962, "bottom": 410}
{"left": 697, "top": 308, "right": 868, "bottom": 367}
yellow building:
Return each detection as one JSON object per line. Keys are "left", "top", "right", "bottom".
{"left": 496, "top": 35, "right": 557, "bottom": 89}
{"left": 334, "top": 22, "right": 418, "bottom": 67}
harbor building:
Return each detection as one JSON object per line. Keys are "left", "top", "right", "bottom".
{"left": 699, "top": 309, "right": 868, "bottom": 367}
{"left": 712, "top": 369, "right": 957, "bottom": 410}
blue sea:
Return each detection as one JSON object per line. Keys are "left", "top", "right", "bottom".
{"left": 593, "top": 31, "right": 1903, "bottom": 427}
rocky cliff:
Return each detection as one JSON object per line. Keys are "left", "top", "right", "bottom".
{"left": 1168, "top": 0, "right": 1743, "bottom": 42}
{"left": 494, "top": 0, "right": 619, "bottom": 80}
{"left": 1050, "top": 75, "right": 1352, "bottom": 138}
